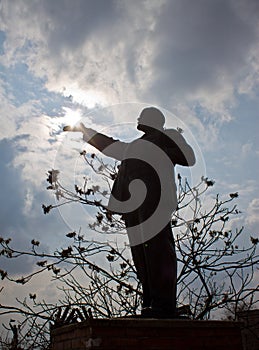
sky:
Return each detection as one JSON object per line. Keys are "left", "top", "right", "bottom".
{"left": 0, "top": 0, "right": 259, "bottom": 317}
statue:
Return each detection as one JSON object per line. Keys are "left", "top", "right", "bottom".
{"left": 64, "top": 107, "right": 195, "bottom": 318}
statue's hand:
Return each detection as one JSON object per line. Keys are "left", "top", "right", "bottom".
{"left": 63, "top": 125, "right": 73, "bottom": 131}
{"left": 63, "top": 123, "right": 86, "bottom": 133}
{"left": 63, "top": 123, "right": 96, "bottom": 141}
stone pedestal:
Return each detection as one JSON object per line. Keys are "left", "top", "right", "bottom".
{"left": 238, "top": 309, "right": 259, "bottom": 350}
{"left": 51, "top": 318, "right": 243, "bottom": 350}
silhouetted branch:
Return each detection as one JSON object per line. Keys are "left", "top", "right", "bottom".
{"left": 0, "top": 152, "right": 258, "bottom": 347}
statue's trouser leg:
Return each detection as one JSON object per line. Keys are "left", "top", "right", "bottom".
{"left": 126, "top": 216, "right": 177, "bottom": 317}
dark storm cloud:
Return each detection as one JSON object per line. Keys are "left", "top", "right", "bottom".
{"left": 149, "top": 0, "right": 259, "bottom": 101}
{"left": 37, "top": 0, "right": 119, "bottom": 53}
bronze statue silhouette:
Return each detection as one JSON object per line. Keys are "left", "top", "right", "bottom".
{"left": 64, "top": 107, "right": 195, "bottom": 318}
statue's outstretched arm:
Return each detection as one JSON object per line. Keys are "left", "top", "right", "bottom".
{"left": 63, "top": 123, "right": 128, "bottom": 161}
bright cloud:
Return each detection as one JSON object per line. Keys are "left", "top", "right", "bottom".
{"left": 246, "top": 198, "right": 259, "bottom": 232}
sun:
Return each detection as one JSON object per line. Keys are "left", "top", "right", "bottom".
{"left": 62, "top": 107, "right": 82, "bottom": 127}
{"left": 50, "top": 85, "right": 108, "bottom": 133}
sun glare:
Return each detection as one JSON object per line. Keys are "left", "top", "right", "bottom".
{"left": 63, "top": 107, "right": 82, "bottom": 126}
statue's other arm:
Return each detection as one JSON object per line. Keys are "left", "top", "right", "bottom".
{"left": 164, "top": 129, "right": 196, "bottom": 167}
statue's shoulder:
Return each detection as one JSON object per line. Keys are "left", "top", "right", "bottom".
{"left": 163, "top": 128, "right": 186, "bottom": 147}
{"left": 164, "top": 128, "right": 182, "bottom": 140}
{"left": 164, "top": 128, "right": 180, "bottom": 136}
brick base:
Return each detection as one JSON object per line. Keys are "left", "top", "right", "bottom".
{"left": 51, "top": 318, "right": 243, "bottom": 350}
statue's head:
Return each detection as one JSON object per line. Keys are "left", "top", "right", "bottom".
{"left": 137, "top": 107, "right": 165, "bottom": 132}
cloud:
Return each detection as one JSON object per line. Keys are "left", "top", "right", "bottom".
{"left": 0, "top": 134, "right": 78, "bottom": 275}
{"left": 1, "top": 0, "right": 257, "bottom": 155}
{"left": 1, "top": 1, "right": 258, "bottom": 121}
{"left": 245, "top": 198, "right": 259, "bottom": 233}
{"left": 0, "top": 3, "right": 258, "bottom": 330}
{"left": 150, "top": 1, "right": 259, "bottom": 101}
{"left": 1, "top": 1, "right": 258, "bottom": 220}
{"left": 0, "top": 138, "right": 39, "bottom": 274}
{"left": 241, "top": 142, "right": 253, "bottom": 158}
{"left": 1, "top": 0, "right": 141, "bottom": 107}
{"left": 0, "top": 0, "right": 258, "bottom": 208}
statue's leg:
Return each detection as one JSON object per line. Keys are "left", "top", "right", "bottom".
{"left": 143, "top": 224, "right": 177, "bottom": 318}
{"left": 131, "top": 243, "right": 151, "bottom": 308}
{"left": 124, "top": 214, "right": 152, "bottom": 309}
